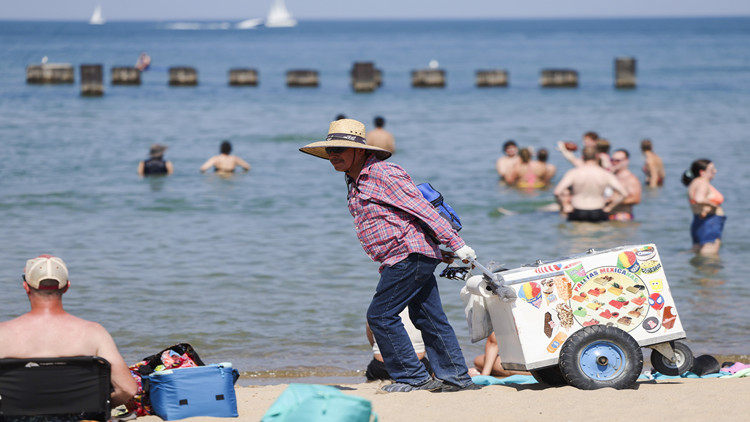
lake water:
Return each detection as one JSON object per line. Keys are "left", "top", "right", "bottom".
{"left": 1, "top": 18, "right": 749, "bottom": 384}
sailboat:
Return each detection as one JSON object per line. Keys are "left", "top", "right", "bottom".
{"left": 89, "top": 5, "right": 105, "bottom": 25}
{"left": 265, "top": 0, "right": 297, "bottom": 28}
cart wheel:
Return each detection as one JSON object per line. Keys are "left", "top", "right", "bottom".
{"left": 559, "top": 325, "right": 643, "bottom": 390}
{"left": 650, "top": 341, "right": 694, "bottom": 376}
{"left": 530, "top": 365, "right": 568, "bottom": 386}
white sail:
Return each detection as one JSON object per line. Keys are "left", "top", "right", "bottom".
{"left": 265, "top": 0, "right": 296, "bottom": 28}
{"left": 89, "top": 5, "right": 105, "bottom": 25}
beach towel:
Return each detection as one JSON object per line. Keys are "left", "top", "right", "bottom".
{"left": 261, "top": 383, "right": 377, "bottom": 422}
{"left": 639, "top": 371, "right": 730, "bottom": 380}
{"left": 471, "top": 374, "right": 538, "bottom": 385}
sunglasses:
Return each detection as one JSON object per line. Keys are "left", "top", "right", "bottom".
{"left": 611, "top": 157, "right": 626, "bottom": 163}
{"left": 325, "top": 147, "right": 349, "bottom": 155}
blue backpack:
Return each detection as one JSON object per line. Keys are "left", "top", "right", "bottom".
{"left": 417, "top": 183, "right": 462, "bottom": 232}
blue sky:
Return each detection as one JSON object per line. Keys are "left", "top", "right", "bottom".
{"left": 2, "top": 0, "right": 749, "bottom": 21}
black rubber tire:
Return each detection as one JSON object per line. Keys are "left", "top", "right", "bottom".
{"left": 530, "top": 365, "right": 568, "bottom": 386}
{"left": 559, "top": 325, "right": 643, "bottom": 390}
{"left": 650, "top": 341, "right": 694, "bottom": 376}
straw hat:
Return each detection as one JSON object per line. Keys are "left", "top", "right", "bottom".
{"left": 299, "top": 119, "right": 392, "bottom": 160}
{"left": 150, "top": 143, "right": 167, "bottom": 158}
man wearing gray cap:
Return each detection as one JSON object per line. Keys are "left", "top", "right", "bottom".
{"left": 0, "top": 255, "right": 137, "bottom": 408}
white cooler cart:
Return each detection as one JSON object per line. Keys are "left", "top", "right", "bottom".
{"left": 452, "top": 244, "right": 694, "bottom": 389}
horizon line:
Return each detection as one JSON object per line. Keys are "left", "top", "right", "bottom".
{"left": 2, "top": 14, "right": 749, "bottom": 23}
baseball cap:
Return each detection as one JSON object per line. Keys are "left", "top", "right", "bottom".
{"left": 24, "top": 255, "right": 69, "bottom": 290}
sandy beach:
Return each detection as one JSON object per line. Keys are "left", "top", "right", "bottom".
{"left": 137, "top": 377, "right": 750, "bottom": 421}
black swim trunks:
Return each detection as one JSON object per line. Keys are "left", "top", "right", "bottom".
{"left": 568, "top": 208, "right": 609, "bottom": 222}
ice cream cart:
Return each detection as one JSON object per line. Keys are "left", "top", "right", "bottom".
{"left": 455, "top": 244, "right": 694, "bottom": 389}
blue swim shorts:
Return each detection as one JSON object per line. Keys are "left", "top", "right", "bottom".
{"left": 691, "top": 214, "right": 727, "bottom": 245}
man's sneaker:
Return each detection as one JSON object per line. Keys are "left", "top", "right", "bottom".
{"left": 379, "top": 378, "right": 444, "bottom": 393}
{"left": 434, "top": 382, "right": 484, "bottom": 393}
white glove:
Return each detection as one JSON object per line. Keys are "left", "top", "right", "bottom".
{"left": 455, "top": 245, "right": 476, "bottom": 263}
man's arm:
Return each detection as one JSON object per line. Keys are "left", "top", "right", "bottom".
{"left": 603, "top": 174, "right": 628, "bottom": 212}
{"left": 94, "top": 325, "right": 137, "bottom": 407}
{"left": 199, "top": 156, "right": 216, "bottom": 173}
{"left": 557, "top": 141, "right": 582, "bottom": 167}
{"left": 553, "top": 171, "right": 573, "bottom": 198}
{"left": 235, "top": 156, "right": 251, "bottom": 172}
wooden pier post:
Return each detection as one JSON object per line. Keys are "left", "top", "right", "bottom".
{"left": 411, "top": 69, "right": 445, "bottom": 88}
{"left": 26, "top": 63, "right": 74, "bottom": 84}
{"left": 351, "top": 62, "right": 377, "bottom": 92}
{"left": 476, "top": 70, "right": 509, "bottom": 87}
{"left": 286, "top": 70, "right": 319, "bottom": 87}
{"left": 169, "top": 67, "right": 198, "bottom": 86}
{"left": 111, "top": 67, "right": 141, "bottom": 85}
{"left": 80, "top": 64, "right": 104, "bottom": 96}
{"left": 615, "top": 57, "right": 636, "bottom": 89}
{"left": 540, "top": 69, "right": 578, "bottom": 87}
{"left": 229, "top": 69, "right": 259, "bottom": 86}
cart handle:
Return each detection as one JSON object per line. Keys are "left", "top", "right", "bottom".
{"left": 468, "top": 257, "right": 516, "bottom": 301}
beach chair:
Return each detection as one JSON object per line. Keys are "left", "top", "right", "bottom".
{"left": 0, "top": 356, "right": 111, "bottom": 421}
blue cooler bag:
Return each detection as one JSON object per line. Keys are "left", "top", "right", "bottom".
{"left": 147, "top": 362, "right": 240, "bottom": 420}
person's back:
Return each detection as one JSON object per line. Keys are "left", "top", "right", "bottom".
{"left": 200, "top": 140, "right": 250, "bottom": 174}
{"left": 138, "top": 143, "right": 173, "bottom": 176}
{"left": 366, "top": 116, "right": 395, "bottom": 153}
{"left": 554, "top": 146, "right": 626, "bottom": 221}
{"left": 641, "top": 139, "right": 665, "bottom": 187}
{"left": 0, "top": 255, "right": 137, "bottom": 409}
{"left": 537, "top": 148, "right": 556, "bottom": 185}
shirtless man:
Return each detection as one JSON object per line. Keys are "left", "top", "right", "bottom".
{"left": 200, "top": 140, "right": 250, "bottom": 174}
{"left": 495, "top": 140, "right": 520, "bottom": 182}
{"left": 366, "top": 116, "right": 395, "bottom": 153}
{"left": 609, "top": 149, "right": 642, "bottom": 221}
{"left": 0, "top": 255, "right": 137, "bottom": 407}
{"left": 553, "top": 146, "right": 627, "bottom": 222}
{"left": 641, "top": 139, "right": 665, "bottom": 188}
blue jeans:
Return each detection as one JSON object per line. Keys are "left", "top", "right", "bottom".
{"left": 367, "top": 253, "right": 472, "bottom": 387}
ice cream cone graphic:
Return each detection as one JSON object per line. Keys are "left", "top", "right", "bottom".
{"left": 518, "top": 282, "right": 543, "bottom": 309}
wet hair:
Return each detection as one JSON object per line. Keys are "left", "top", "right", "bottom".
{"left": 682, "top": 159, "right": 711, "bottom": 186}
{"left": 374, "top": 116, "right": 385, "bottom": 128}
{"left": 220, "top": 140, "right": 232, "bottom": 154}
{"left": 537, "top": 148, "right": 549, "bottom": 163}
{"left": 582, "top": 146, "right": 597, "bottom": 161}
{"left": 583, "top": 131, "right": 599, "bottom": 141}
{"left": 503, "top": 140, "right": 517, "bottom": 151}
{"left": 519, "top": 148, "right": 532, "bottom": 163}
{"left": 335, "top": 114, "right": 346, "bottom": 120}
{"left": 613, "top": 148, "right": 630, "bottom": 159}
{"left": 596, "top": 139, "right": 610, "bottom": 154}
{"left": 641, "top": 139, "right": 653, "bottom": 152}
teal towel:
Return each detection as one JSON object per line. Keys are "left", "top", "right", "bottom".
{"left": 639, "top": 371, "right": 728, "bottom": 380}
{"left": 472, "top": 374, "right": 538, "bottom": 385}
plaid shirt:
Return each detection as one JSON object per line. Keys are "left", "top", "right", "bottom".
{"left": 347, "top": 155, "right": 465, "bottom": 272}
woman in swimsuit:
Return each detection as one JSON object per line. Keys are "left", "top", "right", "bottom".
{"left": 682, "top": 159, "right": 725, "bottom": 255}
{"left": 506, "top": 148, "right": 547, "bottom": 189}
{"left": 200, "top": 140, "right": 250, "bottom": 175}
